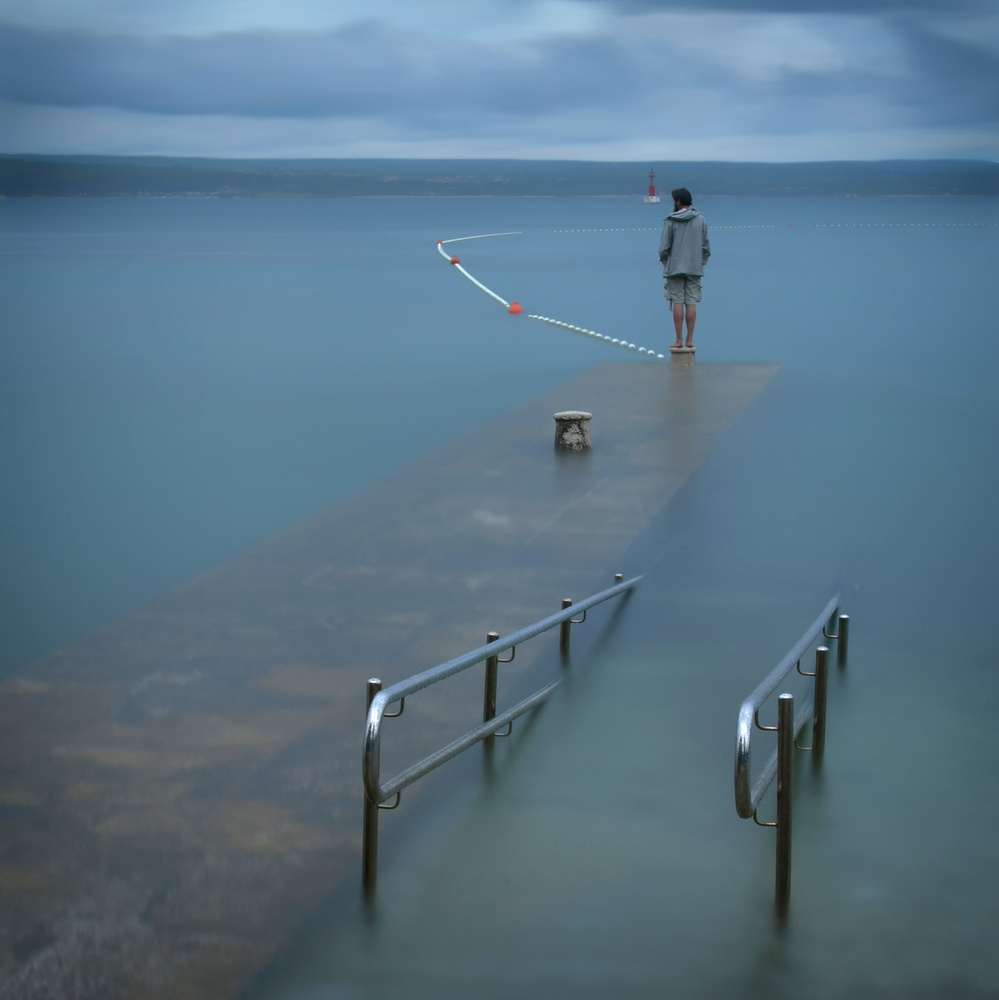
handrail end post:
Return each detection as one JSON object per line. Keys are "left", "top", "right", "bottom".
{"left": 363, "top": 678, "right": 381, "bottom": 902}
{"left": 837, "top": 614, "right": 850, "bottom": 666}
{"left": 775, "top": 693, "right": 794, "bottom": 918}
{"left": 734, "top": 700, "right": 755, "bottom": 818}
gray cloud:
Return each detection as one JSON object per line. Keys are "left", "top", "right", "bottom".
{"left": 1, "top": 5, "right": 995, "bottom": 159}
{"left": 894, "top": 26, "right": 999, "bottom": 125}
{"left": 0, "top": 22, "right": 639, "bottom": 121}
{"left": 577, "top": 0, "right": 991, "bottom": 13}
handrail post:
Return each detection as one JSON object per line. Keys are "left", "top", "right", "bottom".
{"left": 811, "top": 647, "right": 828, "bottom": 764}
{"left": 483, "top": 632, "right": 499, "bottom": 726}
{"left": 776, "top": 693, "right": 794, "bottom": 917}
{"left": 482, "top": 632, "right": 499, "bottom": 753}
{"left": 559, "top": 599, "right": 572, "bottom": 656}
{"left": 362, "top": 678, "right": 381, "bottom": 903}
{"left": 837, "top": 615, "right": 850, "bottom": 666}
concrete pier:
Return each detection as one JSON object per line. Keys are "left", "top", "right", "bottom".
{"left": 0, "top": 361, "right": 777, "bottom": 1000}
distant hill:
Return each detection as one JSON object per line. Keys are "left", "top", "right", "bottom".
{"left": 2, "top": 155, "right": 998, "bottom": 198}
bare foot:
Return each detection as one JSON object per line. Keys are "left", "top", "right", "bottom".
{"left": 670, "top": 340, "right": 683, "bottom": 348}
{"left": 685, "top": 342, "right": 694, "bottom": 349}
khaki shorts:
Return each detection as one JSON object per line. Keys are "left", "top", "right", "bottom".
{"left": 664, "top": 274, "right": 702, "bottom": 304}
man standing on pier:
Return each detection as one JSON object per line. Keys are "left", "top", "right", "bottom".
{"left": 659, "top": 188, "right": 710, "bottom": 349}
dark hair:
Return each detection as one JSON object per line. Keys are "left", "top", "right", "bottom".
{"left": 671, "top": 188, "right": 692, "bottom": 206}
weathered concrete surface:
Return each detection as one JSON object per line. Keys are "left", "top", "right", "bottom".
{"left": 0, "top": 360, "right": 778, "bottom": 1000}
{"left": 553, "top": 410, "right": 593, "bottom": 450}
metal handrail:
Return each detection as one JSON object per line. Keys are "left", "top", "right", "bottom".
{"left": 362, "top": 573, "right": 641, "bottom": 898}
{"left": 734, "top": 594, "right": 842, "bottom": 819}
{"left": 733, "top": 594, "right": 850, "bottom": 915}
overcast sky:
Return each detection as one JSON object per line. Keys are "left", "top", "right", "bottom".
{"left": 1, "top": 0, "right": 997, "bottom": 161}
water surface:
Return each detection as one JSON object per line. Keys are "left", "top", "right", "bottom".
{"left": 3, "top": 194, "right": 998, "bottom": 998}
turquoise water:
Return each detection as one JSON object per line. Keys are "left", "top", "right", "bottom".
{"left": 4, "top": 195, "right": 999, "bottom": 997}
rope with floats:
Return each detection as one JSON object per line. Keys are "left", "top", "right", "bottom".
{"left": 437, "top": 234, "right": 667, "bottom": 360}
{"left": 438, "top": 219, "right": 994, "bottom": 354}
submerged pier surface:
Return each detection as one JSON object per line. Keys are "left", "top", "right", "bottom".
{"left": 0, "top": 360, "right": 777, "bottom": 1000}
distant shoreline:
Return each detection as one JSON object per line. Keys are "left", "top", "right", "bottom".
{"left": 3, "top": 155, "right": 998, "bottom": 198}
{"left": 4, "top": 192, "right": 990, "bottom": 201}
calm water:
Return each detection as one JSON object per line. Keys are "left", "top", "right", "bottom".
{"left": 3, "top": 195, "right": 999, "bottom": 997}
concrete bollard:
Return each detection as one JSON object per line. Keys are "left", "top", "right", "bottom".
{"left": 669, "top": 346, "right": 696, "bottom": 367}
{"left": 553, "top": 410, "right": 592, "bottom": 451}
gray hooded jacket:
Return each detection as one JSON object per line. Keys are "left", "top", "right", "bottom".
{"left": 658, "top": 207, "right": 710, "bottom": 277}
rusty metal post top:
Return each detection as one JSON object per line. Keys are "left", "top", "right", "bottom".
{"left": 553, "top": 411, "right": 593, "bottom": 450}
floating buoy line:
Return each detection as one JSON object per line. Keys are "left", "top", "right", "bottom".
{"left": 437, "top": 220, "right": 999, "bottom": 360}
{"left": 437, "top": 233, "right": 667, "bottom": 360}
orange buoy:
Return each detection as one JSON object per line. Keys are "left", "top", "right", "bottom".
{"left": 450, "top": 256, "right": 459, "bottom": 264}
{"left": 508, "top": 302, "right": 523, "bottom": 314}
